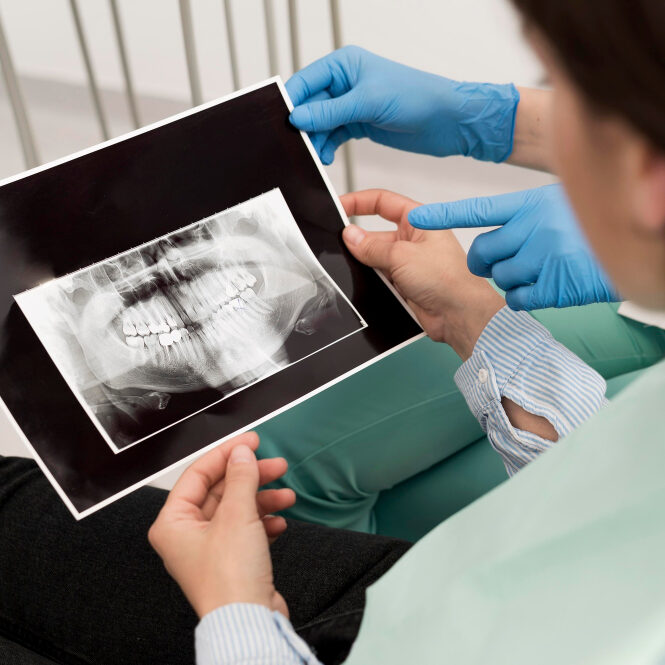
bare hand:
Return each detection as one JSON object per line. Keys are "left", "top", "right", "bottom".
{"left": 148, "top": 431, "right": 295, "bottom": 619}
{"left": 341, "top": 189, "right": 504, "bottom": 359}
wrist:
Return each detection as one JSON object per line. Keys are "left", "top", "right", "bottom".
{"left": 438, "top": 285, "right": 504, "bottom": 360}
{"left": 506, "top": 87, "right": 554, "bottom": 171}
{"left": 452, "top": 81, "right": 520, "bottom": 162}
{"left": 194, "top": 592, "right": 272, "bottom": 620}
{"left": 189, "top": 577, "right": 274, "bottom": 619}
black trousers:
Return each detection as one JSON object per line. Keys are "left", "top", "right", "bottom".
{"left": 0, "top": 456, "right": 410, "bottom": 665}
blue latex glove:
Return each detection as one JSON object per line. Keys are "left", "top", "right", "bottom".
{"left": 285, "top": 46, "right": 520, "bottom": 165}
{"left": 408, "top": 184, "right": 619, "bottom": 310}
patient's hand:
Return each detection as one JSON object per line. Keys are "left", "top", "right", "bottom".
{"left": 341, "top": 189, "right": 504, "bottom": 360}
{"left": 148, "top": 432, "right": 295, "bottom": 619}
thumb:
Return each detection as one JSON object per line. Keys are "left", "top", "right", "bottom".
{"left": 342, "top": 225, "right": 395, "bottom": 271}
{"left": 290, "top": 91, "right": 360, "bottom": 133}
{"left": 505, "top": 285, "right": 536, "bottom": 311}
{"left": 408, "top": 189, "right": 529, "bottom": 230}
{"left": 215, "top": 444, "right": 260, "bottom": 524}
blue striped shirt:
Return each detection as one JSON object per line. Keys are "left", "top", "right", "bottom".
{"left": 195, "top": 306, "right": 608, "bottom": 665}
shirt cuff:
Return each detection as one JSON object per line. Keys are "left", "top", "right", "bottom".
{"left": 454, "top": 306, "right": 607, "bottom": 473}
{"left": 455, "top": 306, "right": 551, "bottom": 420}
{"left": 196, "top": 603, "right": 321, "bottom": 665}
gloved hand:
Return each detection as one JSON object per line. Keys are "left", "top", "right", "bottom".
{"left": 285, "top": 46, "right": 520, "bottom": 165}
{"left": 408, "top": 184, "right": 619, "bottom": 310}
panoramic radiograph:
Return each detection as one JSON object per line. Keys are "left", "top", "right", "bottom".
{"left": 16, "top": 189, "right": 365, "bottom": 450}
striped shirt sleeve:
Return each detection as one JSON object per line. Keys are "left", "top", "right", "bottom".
{"left": 455, "top": 306, "right": 608, "bottom": 475}
{"left": 195, "top": 603, "right": 322, "bottom": 665}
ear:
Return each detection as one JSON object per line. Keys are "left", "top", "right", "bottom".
{"left": 633, "top": 146, "right": 665, "bottom": 233}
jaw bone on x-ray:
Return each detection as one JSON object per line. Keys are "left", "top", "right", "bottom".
{"left": 16, "top": 189, "right": 365, "bottom": 451}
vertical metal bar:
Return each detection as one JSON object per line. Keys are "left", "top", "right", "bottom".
{"left": 69, "top": 0, "right": 109, "bottom": 140}
{"left": 263, "top": 0, "right": 278, "bottom": 77}
{"left": 328, "top": 0, "right": 355, "bottom": 193}
{"left": 0, "top": 11, "right": 39, "bottom": 168}
{"left": 179, "top": 0, "right": 203, "bottom": 107}
{"left": 329, "top": 0, "right": 344, "bottom": 49}
{"left": 221, "top": 0, "right": 240, "bottom": 90}
{"left": 109, "top": 0, "right": 140, "bottom": 128}
{"left": 287, "top": 0, "right": 300, "bottom": 72}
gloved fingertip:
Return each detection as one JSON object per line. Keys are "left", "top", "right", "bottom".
{"left": 505, "top": 288, "right": 530, "bottom": 311}
{"left": 289, "top": 106, "right": 309, "bottom": 129}
{"left": 407, "top": 209, "right": 433, "bottom": 229}
{"left": 321, "top": 148, "right": 334, "bottom": 165}
{"left": 466, "top": 256, "right": 490, "bottom": 279}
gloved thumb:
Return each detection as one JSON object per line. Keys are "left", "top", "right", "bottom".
{"left": 290, "top": 91, "right": 359, "bottom": 133}
{"left": 342, "top": 225, "right": 395, "bottom": 271}
{"left": 505, "top": 285, "right": 535, "bottom": 311}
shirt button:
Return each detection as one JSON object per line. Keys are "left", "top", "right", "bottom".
{"left": 478, "top": 368, "right": 489, "bottom": 384}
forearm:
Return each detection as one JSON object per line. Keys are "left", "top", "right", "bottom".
{"left": 502, "top": 397, "right": 558, "bottom": 442}
{"left": 506, "top": 87, "right": 555, "bottom": 172}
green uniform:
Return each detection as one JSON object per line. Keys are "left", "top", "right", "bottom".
{"left": 257, "top": 303, "right": 665, "bottom": 541}
{"left": 345, "top": 358, "right": 665, "bottom": 663}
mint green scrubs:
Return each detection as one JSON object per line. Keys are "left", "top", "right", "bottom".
{"left": 257, "top": 303, "right": 665, "bottom": 540}
{"left": 344, "top": 356, "right": 665, "bottom": 664}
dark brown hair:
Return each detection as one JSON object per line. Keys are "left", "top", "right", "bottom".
{"left": 510, "top": 0, "right": 665, "bottom": 151}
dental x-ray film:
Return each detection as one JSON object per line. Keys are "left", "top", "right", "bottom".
{"left": 0, "top": 78, "right": 423, "bottom": 518}
{"left": 16, "top": 189, "right": 367, "bottom": 453}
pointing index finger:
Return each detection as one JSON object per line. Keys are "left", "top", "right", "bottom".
{"left": 408, "top": 189, "right": 529, "bottom": 230}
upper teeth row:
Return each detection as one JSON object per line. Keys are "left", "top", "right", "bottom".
{"left": 217, "top": 269, "right": 257, "bottom": 301}
{"left": 126, "top": 327, "right": 190, "bottom": 349}
{"left": 123, "top": 314, "right": 181, "bottom": 337}
{"left": 121, "top": 269, "right": 259, "bottom": 349}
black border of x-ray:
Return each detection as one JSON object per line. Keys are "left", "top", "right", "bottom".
{"left": 0, "top": 79, "right": 423, "bottom": 518}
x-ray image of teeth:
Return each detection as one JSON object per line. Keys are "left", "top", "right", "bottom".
{"left": 15, "top": 188, "right": 366, "bottom": 452}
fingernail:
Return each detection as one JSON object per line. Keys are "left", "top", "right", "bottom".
{"left": 343, "top": 224, "right": 365, "bottom": 247}
{"left": 229, "top": 444, "right": 253, "bottom": 464}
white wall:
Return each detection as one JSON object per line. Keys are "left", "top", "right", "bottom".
{"left": 0, "top": 0, "right": 554, "bottom": 203}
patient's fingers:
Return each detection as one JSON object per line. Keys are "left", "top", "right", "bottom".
{"left": 346, "top": 229, "right": 398, "bottom": 243}
{"left": 165, "top": 432, "right": 260, "bottom": 513}
{"left": 200, "top": 457, "right": 288, "bottom": 520}
{"left": 256, "top": 488, "right": 296, "bottom": 518}
{"left": 264, "top": 515, "right": 288, "bottom": 542}
{"left": 342, "top": 227, "right": 392, "bottom": 271}
{"left": 340, "top": 189, "right": 421, "bottom": 225}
